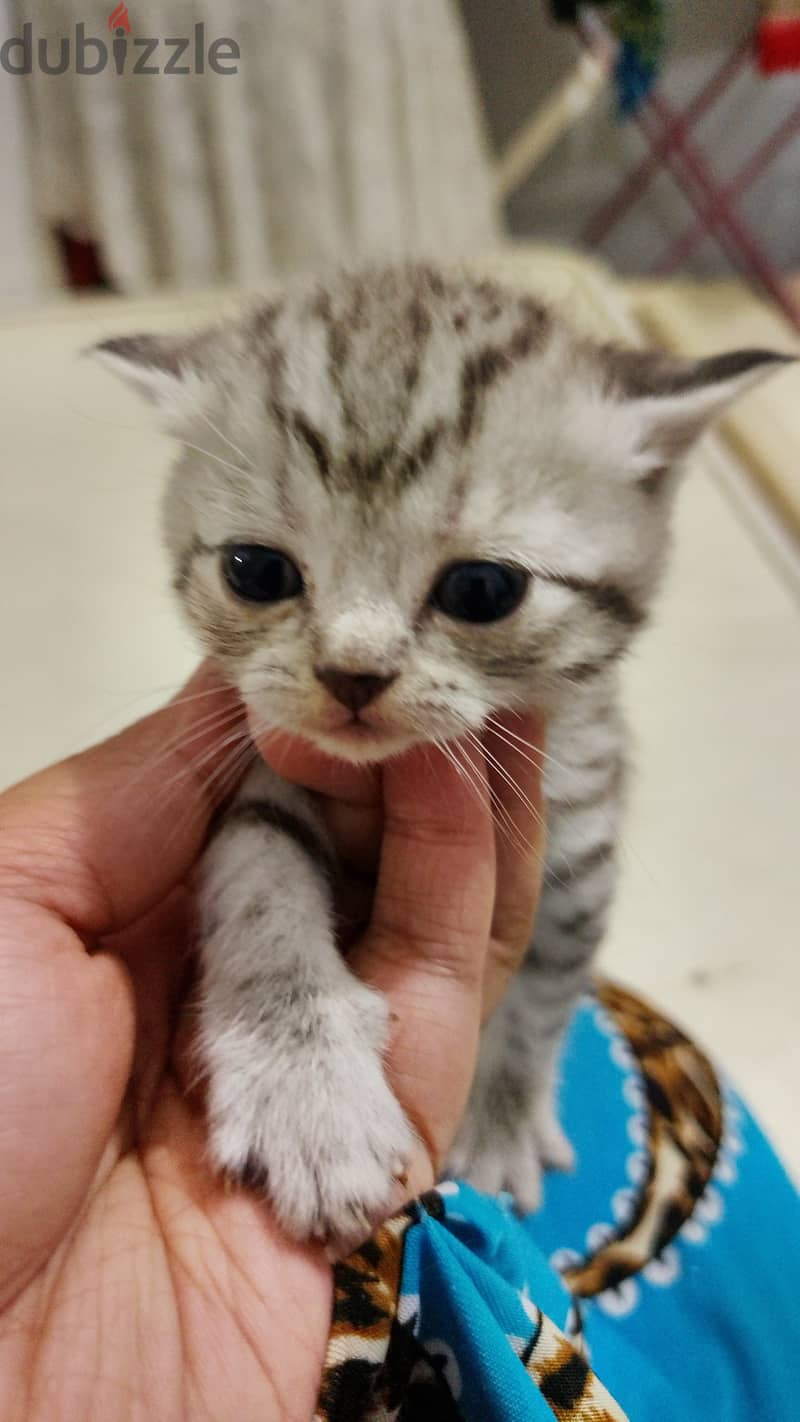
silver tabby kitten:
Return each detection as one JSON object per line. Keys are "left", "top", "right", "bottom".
{"left": 96, "top": 264, "right": 785, "bottom": 1249}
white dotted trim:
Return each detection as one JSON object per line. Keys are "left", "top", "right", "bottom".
{"left": 582, "top": 1011, "right": 746, "bottom": 1319}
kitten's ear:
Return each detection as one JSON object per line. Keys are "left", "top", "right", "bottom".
{"left": 608, "top": 346, "right": 794, "bottom": 474}
{"left": 89, "top": 333, "right": 198, "bottom": 417}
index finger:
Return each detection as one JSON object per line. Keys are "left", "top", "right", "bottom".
{"left": 350, "top": 740, "right": 496, "bottom": 1179}
{"left": 483, "top": 712, "right": 546, "bottom": 1019}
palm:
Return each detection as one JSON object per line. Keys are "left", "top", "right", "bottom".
{"left": 0, "top": 893, "right": 331, "bottom": 1422}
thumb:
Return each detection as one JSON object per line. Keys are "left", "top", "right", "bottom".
{"left": 350, "top": 740, "right": 496, "bottom": 1187}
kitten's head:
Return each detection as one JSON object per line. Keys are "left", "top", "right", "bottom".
{"left": 96, "top": 265, "right": 788, "bottom": 762}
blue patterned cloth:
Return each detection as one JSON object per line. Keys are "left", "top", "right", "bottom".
{"left": 318, "top": 985, "right": 800, "bottom": 1420}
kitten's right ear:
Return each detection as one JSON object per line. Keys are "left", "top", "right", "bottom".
{"left": 605, "top": 345, "right": 795, "bottom": 470}
{"left": 89, "top": 333, "right": 195, "bottom": 417}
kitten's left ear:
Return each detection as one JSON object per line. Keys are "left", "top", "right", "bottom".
{"left": 608, "top": 345, "right": 795, "bottom": 475}
{"left": 89, "top": 332, "right": 199, "bottom": 419}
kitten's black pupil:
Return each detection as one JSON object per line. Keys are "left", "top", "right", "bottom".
{"left": 223, "top": 545, "right": 303, "bottom": 603}
{"left": 432, "top": 562, "right": 528, "bottom": 624}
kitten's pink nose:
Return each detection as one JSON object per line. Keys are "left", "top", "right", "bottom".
{"left": 314, "top": 667, "right": 397, "bottom": 713}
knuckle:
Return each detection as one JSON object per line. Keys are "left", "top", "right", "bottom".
{"left": 0, "top": 811, "right": 110, "bottom": 934}
{"left": 367, "top": 915, "right": 485, "bottom": 987}
{"left": 488, "top": 931, "right": 529, "bottom": 982}
{"left": 383, "top": 808, "right": 487, "bottom": 854}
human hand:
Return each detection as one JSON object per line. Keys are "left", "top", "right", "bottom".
{"left": 0, "top": 666, "right": 543, "bottom": 1421}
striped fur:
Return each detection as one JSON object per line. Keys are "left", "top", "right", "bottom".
{"left": 96, "top": 263, "right": 786, "bottom": 1242}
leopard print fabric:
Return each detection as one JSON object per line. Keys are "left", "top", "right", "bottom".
{"left": 316, "top": 1211, "right": 410, "bottom": 1419}
{"left": 524, "top": 1313, "right": 628, "bottom": 1422}
{"left": 315, "top": 982, "right": 726, "bottom": 1420}
{"left": 562, "top": 981, "right": 723, "bottom": 1298}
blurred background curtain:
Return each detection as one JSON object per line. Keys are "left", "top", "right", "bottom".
{"left": 19, "top": 0, "right": 498, "bottom": 292}
{"left": 0, "top": 8, "right": 42, "bottom": 306}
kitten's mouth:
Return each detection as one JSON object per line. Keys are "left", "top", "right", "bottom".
{"left": 308, "top": 714, "right": 417, "bottom": 763}
{"left": 335, "top": 717, "right": 378, "bottom": 740}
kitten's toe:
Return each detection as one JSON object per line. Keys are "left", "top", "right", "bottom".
{"left": 302, "top": 1093, "right": 416, "bottom": 1254}
{"left": 463, "top": 1138, "right": 544, "bottom": 1213}
{"left": 207, "top": 985, "right": 416, "bottom": 1250}
{"left": 448, "top": 1132, "right": 544, "bottom": 1213}
{"left": 448, "top": 1091, "right": 575, "bottom": 1214}
{"left": 533, "top": 1104, "right": 576, "bottom": 1174}
{"left": 212, "top": 1078, "right": 414, "bottom": 1249}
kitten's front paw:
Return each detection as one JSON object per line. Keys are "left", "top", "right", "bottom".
{"left": 206, "top": 983, "right": 416, "bottom": 1253}
{"left": 448, "top": 1088, "right": 575, "bottom": 1214}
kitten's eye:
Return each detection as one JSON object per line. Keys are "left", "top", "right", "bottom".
{"left": 222, "top": 545, "right": 304, "bottom": 604}
{"left": 431, "top": 562, "right": 528, "bottom": 624}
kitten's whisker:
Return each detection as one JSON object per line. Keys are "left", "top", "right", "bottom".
{"left": 148, "top": 728, "right": 255, "bottom": 828}
{"left": 483, "top": 715, "right": 580, "bottom": 783}
{"left": 200, "top": 737, "right": 258, "bottom": 802}
{"left": 485, "top": 718, "right": 583, "bottom": 808}
{"left": 154, "top": 723, "right": 253, "bottom": 802}
{"left": 465, "top": 728, "right": 545, "bottom": 830}
{"left": 417, "top": 741, "right": 450, "bottom": 802}
{"left": 123, "top": 705, "right": 247, "bottom": 803}
{"left": 164, "top": 697, "right": 244, "bottom": 732}
{"left": 483, "top": 715, "right": 629, "bottom": 886}
{"left": 101, "top": 681, "right": 237, "bottom": 733}
{"left": 477, "top": 722, "right": 586, "bottom": 872}
{"left": 404, "top": 708, "right": 531, "bottom": 857}
{"left": 462, "top": 729, "right": 544, "bottom": 853}
{"left": 116, "top": 711, "right": 245, "bottom": 809}
{"left": 485, "top": 712, "right": 625, "bottom": 825}
{"left": 179, "top": 440, "right": 251, "bottom": 479}
{"left": 60, "top": 678, "right": 235, "bottom": 750}
{"left": 89, "top": 679, "right": 232, "bottom": 723}
{"left": 434, "top": 735, "right": 530, "bottom": 859}
{"left": 157, "top": 737, "right": 258, "bottom": 857}
{"left": 197, "top": 735, "right": 258, "bottom": 800}
{"left": 193, "top": 405, "right": 254, "bottom": 471}
{"left": 158, "top": 682, "right": 236, "bottom": 711}
{"left": 484, "top": 714, "right": 593, "bottom": 799}
{"left": 398, "top": 706, "right": 543, "bottom": 856}
{"left": 469, "top": 750, "right": 547, "bottom": 854}
{"left": 483, "top": 714, "right": 545, "bottom": 771}
{"left": 140, "top": 701, "right": 245, "bottom": 770}
{"left": 433, "top": 737, "right": 489, "bottom": 812}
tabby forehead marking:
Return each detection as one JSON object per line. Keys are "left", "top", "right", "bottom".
{"left": 257, "top": 271, "right": 554, "bottom": 498}
{"left": 311, "top": 287, "right": 358, "bottom": 435}
{"left": 457, "top": 301, "right": 550, "bottom": 445}
{"left": 290, "top": 412, "right": 333, "bottom": 485}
